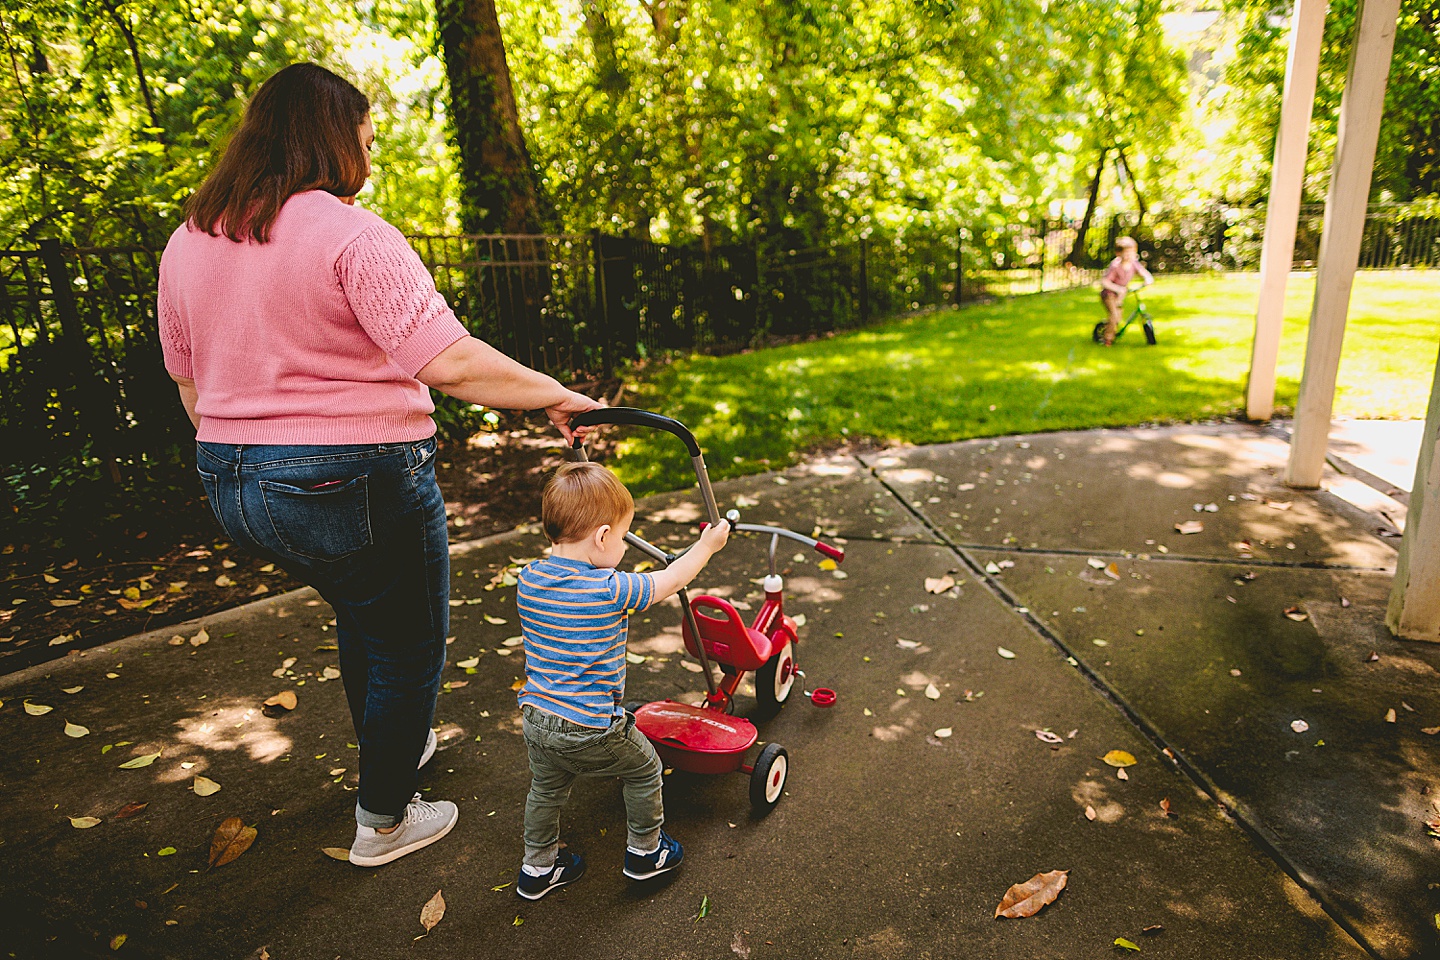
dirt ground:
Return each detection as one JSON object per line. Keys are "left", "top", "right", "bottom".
{"left": 0, "top": 408, "right": 611, "bottom": 674}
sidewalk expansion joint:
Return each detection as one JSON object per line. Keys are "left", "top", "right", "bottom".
{"left": 943, "top": 542, "right": 1393, "bottom": 574}
{"left": 861, "top": 455, "right": 1384, "bottom": 960}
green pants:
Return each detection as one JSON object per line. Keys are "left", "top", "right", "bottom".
{"left": 521, "top": 704, "right": 664, "bottom": 868}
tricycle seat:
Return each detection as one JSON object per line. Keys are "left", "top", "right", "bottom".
{"left": 683, "top": 595, "right": 773, "bottom": 671}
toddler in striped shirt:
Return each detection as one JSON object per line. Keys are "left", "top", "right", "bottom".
{"left": 513, "top": 462, "right": 729, "bottom": 899}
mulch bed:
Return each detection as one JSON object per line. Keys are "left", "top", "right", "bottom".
{"left": 0, "top": 406, "right": 623, "bottom": 675}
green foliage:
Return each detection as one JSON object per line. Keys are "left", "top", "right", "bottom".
{"left": 1213, "top": 0, "right": 1440, "bottom": 202}
{"left": 613, "top": 272, "right": 1440, "bottom": 495}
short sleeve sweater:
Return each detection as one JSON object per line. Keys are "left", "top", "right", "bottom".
{"left": 157, "top": 190, "right": 469, "bottom": 445}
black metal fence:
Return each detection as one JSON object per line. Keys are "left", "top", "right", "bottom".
{"left": 957, "top": 201, "right": 1440, "bottom": 301}
{"left": 0, "top": 229, "right": 957, "bottom": 524}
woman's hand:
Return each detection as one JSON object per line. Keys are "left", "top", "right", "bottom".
{"left": 546, "top": 390, "right": 604, "bottom": 444}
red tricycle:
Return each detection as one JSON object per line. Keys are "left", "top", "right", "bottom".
{"left": 567, "top": 408, "right": 844, "bottom": 813}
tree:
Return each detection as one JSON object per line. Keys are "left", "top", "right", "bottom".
{"left": 435, "top": 0, "right": 547, "bottom": 233}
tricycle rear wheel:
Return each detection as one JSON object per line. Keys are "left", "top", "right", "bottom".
{"left": 756, "top": 640, "right": 796, "bottom": 712}
{"left": 750, "top": 743, "right": 788, "bottom": 813}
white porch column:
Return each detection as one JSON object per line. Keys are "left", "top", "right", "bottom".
{"left": 1388, "top": 353, "right": 1440, "bottom": 640}
{"left": 1245, "top": 0, "right": 1327, "bottom": 421}
{"left": 1285, "top": 0, "right": 1400, "bottom": 487}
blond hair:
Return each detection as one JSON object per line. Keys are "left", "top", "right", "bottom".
{"left": 1116, "top": 236, "right": 1138, "bottom": 252}
{"left": 542, "top": 462, "right": 634, "bottom": 544}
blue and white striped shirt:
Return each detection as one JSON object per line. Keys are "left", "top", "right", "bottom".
{"left": 516, "top": 556, "right": 656, "bottom": 728}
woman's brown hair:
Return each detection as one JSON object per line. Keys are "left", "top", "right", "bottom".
{"left": 184, "top": 63, "right": 370, "bottom": 243}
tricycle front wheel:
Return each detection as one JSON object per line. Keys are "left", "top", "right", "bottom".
{"left": 757, "top": 640, "right": 796, "bottom": 712}
{"left": 750, "top": 743, "right": 788, "bottom": 812}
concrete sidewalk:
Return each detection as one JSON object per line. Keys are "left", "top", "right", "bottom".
{"left": 0, "top": 423, "right": 1423, "bottom": 959}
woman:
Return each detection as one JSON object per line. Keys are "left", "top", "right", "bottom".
{"left": 157, "top": 63, "right": 600, "bottom": 867}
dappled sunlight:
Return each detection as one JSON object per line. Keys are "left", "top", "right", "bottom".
{"left": 1071, "top": 778, "right": 1125, "bottom": 823}
{"left": 781, "top": 576, "right": 845, "bottom": 603}
{"left": 173, "top": 699, "right": 292, "bottom": 763}
{"left": 631, "top": 626, "right": 685, "bottom": 656}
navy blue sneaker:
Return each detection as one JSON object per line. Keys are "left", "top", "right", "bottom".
{"left": 623, "top": 830, "right": 684, "bottom": 880}
{"left": 516, "top": 848, "right": 586, "bottom": 900}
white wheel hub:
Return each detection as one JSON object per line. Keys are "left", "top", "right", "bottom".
{"left": 773, "top": 641, "right": 795, "bottom": 702}
{"left": 765, "top": 753, "right": 787, "bottom": 804}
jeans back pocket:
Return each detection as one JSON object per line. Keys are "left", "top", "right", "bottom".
{"left": 258, "top": 475, "right": 372, "bottom": 562}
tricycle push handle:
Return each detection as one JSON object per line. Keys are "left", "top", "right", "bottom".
{"left": 566, "top": 407, "right": 719, "bottom": 525}
{"left": 732, "top": 522, "right": 845, "bottom": 564}
{"left": 570, "top": 407, "right": 702, "bottom": 457}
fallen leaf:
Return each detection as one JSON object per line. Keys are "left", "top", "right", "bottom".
{"left": 1159, "top": 798, "right": 1173, "bottom": 817}
{"left": 1290, "top": 719, "right": 1310, "bottom": 733}
{"left": 1086, "top": 557, "right": 1106, "bottom": 569}
{"left": 1114, "top": 938, "right": 1141, "bottom": 952}
{"left": 491, "top": 881, "right": 513, "bottom": 892}
{"left": 1366, "top": 652, "right": 1380, "bottom": 662}
{"left": 1423, "top": 727, "right": 1440, "bottom": 736}
{"left": 322, "top": 847, "right": 351, "bottom": 862}
{"left": 43, "top": 573, "right": 59, "bottom": 584}
{"left": 1101, "top": 750, "right": 1136, "bottom": 767}
{"left": 168, "top": 636, "right": 185, "bottom": 646}
{"left": 65, "top": 721, "right": 90, "bottom": 738}
{"left": 118, "top": 751, "right": 161, "bottom": 769}
{"left": 1142, "top": 924, "right": 1164, "bottom": 935}
{"left": 420, "top": 889, "right": 446, "bottom": 932}
{"left": 70, "top": 816, "right": 102, "bottom": 829}
{"left": 510, "top": 679, "right": 525, "bottom": 691}
{"left": 456, "top": 656, "right": 480, "bottom": 669}
{"left": 924, "top": 683, "right": 941, "bottom": 700}
{"left": 483, "top": 615, "right": 507, "bottom": 625}
{"left": 50, "top": 598, "right": 81, "bottom": 607}
{"left": 115, "top": 802, "right": 148, "bottom": 819}
{"left": 924, "top": 576, "right": 955, "bottom": 594}
{"left": 49, "top": 634, "right": 75, "bottom": 646}
{"left": 190, "top": 628, "right": 209, "bottom": 646}
{"left": 1084, "top": 805, "right": 1097, "bottom": 821}
{"left": 997, "top": 647, "right": 1016, "bottom": 660}
{"left": 985, "top": 561, "right": 1002, "bottom": 574}
{"left": 214, "top": 574, "right": 234, "bottom": 587}
{"left": 1385, "top": 708, "right": 1397, "bottom": 723}
{"left": 1035, "top": 730, "right": 1064, "bottom": 745}
{"left": 697, "top": 894, "right": 711, "bottom": 920}
{"left": 503, "top": 636, "right": 523, "bottom": 647}
{"left": 1230, "top": 668, "right": 1242, "bottom": 677}
{"left": 321, "top": 666, "right": 341, "bottom": 680}
{"left": 1341, "top": 597, "right": 1351, "bottom": 608}
{"left": 1283, "top": 607, "right": 1309, "bottom": 622}
{"left": 444, "top": 680, "right": 469, "bottom": 689}
{"left": 818, "top": 558, "right": 838, "bottom": 571}
{"left": 193, "top": 776, "right": 222, "bottom": 797}
{"left": 934, "top": 727, "right": 953, "bottom": 738}
{"left": 208, "top": 817, "right": 258, "bottom": 867}
{"left": 110, "top": 934, "right": 127, "bottom": 950}
{"left": 1117, "top": 767, "right": 1130, "bottom": 781}
{"left": 263, "top": 691, "right": 298, "bottom": 712}
{"left": 1103, "top": 563, "right": 1120, "bottom": 581}
{"left": 1174, "top": 520, "right": 1204, "bottom": 535}
{"left": 24, "top": 701, "right": 53, "bottom": 716}
{"left": 1265, "top": 500, "right": 1292, "bottom": 511}
{"left": 63, "top": 686, "right": 84, "bottom": 694}
{"left": 994, "top": 869, "right": 1068, "bottom": 919}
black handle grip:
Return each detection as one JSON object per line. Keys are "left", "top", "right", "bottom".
{"left": 571, "top": 407, "right": 702, "bottom": 457}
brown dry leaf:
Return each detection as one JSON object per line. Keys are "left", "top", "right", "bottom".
{"left": 208, "top": 817, "right": 257, "bottom": 868}
{"left": 263, "top": 691, "right": 298, "bottom": 712}
{"left": 1116, "top": 767, "right": 1130, "bottom": 781}
{"left": 420, "top": 889, "right": 446, "bottom": 932}
{"left": 994, "top": 869, "right": 1069, "bottom": 919}
{"left": 1385, "top": 708, "right": 1397, "bottom": 723}
{"left": 1174, "top": 520, "right": 1204, "bottom": 535}
{"left": 1084, "top": 805, "right": 1097, "bottom": 821}
{"left": 1159, "top": 797, "right": 1173, "bottom": 817}
{"left": 43, "top": 573, "right": 59, "bottom": 584}
{"left": 1035, "top": 730, "right": 1064, "bottom": 745}
{"left": 1422, "top": 726, "right": 1440, "bottom": 736}
{"left": 50, "top": 598, "right": 82, "bottom": 607}
{"left": 1103, "top": 563, "right": 1121, "bottom": 581}
{"left": 115, "top": 802, "right": 148, "bottom": 819}
{"left": 214, "top": 575, "right": 234, "bottom": 587}
{"left": 322, "top": 847, "right": 351, "bottom": 862}
{"left": 510, "top": 678, "right": 525, "bottom": 691}
{"left": 1283, "top": 607, "right": 1309, "bottom": 622}
{"left": 924, "top": 575, "right": 956, "bottom": 595}
{"left": 190, "top": 628, "right": 210, "bottom": 646}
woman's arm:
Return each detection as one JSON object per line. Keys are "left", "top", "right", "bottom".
{"left": 171, "top": 373, "right": 200, "bottom": 431}
{"left": 415, "top": 336, "right": 600, "bottom": 441}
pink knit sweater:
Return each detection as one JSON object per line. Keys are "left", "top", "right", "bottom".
{"left": 158, "top": 190, "right": 469, "bottom": 445}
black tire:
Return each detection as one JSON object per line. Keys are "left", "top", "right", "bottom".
{"left": 755, "top": 640, "right": 797, "bottom": 713}
{"left": 1092, "top": 321, "right": 1106, "bottom": 343}
{"left": 1143, "top": 319, "right": 1157, "bottom": 345}
{"left": 749, "top": 743, "right": 788, "bottom": 813}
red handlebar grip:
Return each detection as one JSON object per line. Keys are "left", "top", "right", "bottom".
{"left": 815, "top": 541, "right": 845, "bottom": 563}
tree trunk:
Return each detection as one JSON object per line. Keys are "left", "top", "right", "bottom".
{"left": 1068, "top": 146, "right": 1109, "bottom": 266}
{"left": 436, "top": 0, "right": 546, "bottom": 235}
{"left": 1116, "top": 146, "right": 1147, "bottom": 228}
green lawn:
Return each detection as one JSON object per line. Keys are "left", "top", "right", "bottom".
{"left": 613, "top": 271, "right": 1440, "bottom": 495}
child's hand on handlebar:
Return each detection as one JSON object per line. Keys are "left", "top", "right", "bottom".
{"left": 699, "top": 518, "right": 730, "bottom": 554}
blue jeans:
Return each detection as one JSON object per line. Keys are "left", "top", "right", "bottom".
{"left": 521, "top": 704, "right": 664, "bottom": 868}
{"left": 196, "top": 439, "right": 449, "bottom": 829}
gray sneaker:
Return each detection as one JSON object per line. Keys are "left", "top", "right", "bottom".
{"left": 419, "top": 728, "right": 437, "bottom": 768}
{"left": 349, "top": 794, "right": 458, "bottom": 867}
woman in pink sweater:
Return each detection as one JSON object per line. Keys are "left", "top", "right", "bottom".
{"left": 158, "top": 63, "right": 600, "bottom": 867}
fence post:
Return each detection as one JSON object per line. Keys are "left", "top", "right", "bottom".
{"left": 858, "top": 238, "right": 870, "bottom": 325}
{"left": 590, "top": 229, "right": 611, "bottom": 376}
{"left": 954, "top": 230, "right": 964, "bottom": 307}
{"left": 1038, "top": 219, "right": 1047, "bottom": 294}
{"left": 38, "top": 240, "right": 120, "bottom": 483}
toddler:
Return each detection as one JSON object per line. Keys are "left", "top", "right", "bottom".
{"left": 513, "top": 461, "right": 729, "bottom": 899}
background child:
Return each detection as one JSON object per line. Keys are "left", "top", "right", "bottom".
{"left": 1098, "top": 236, "right": 1154, "bottom": 346}
{"left": 513, "top": 461, "right": 729, "bottom": 899}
